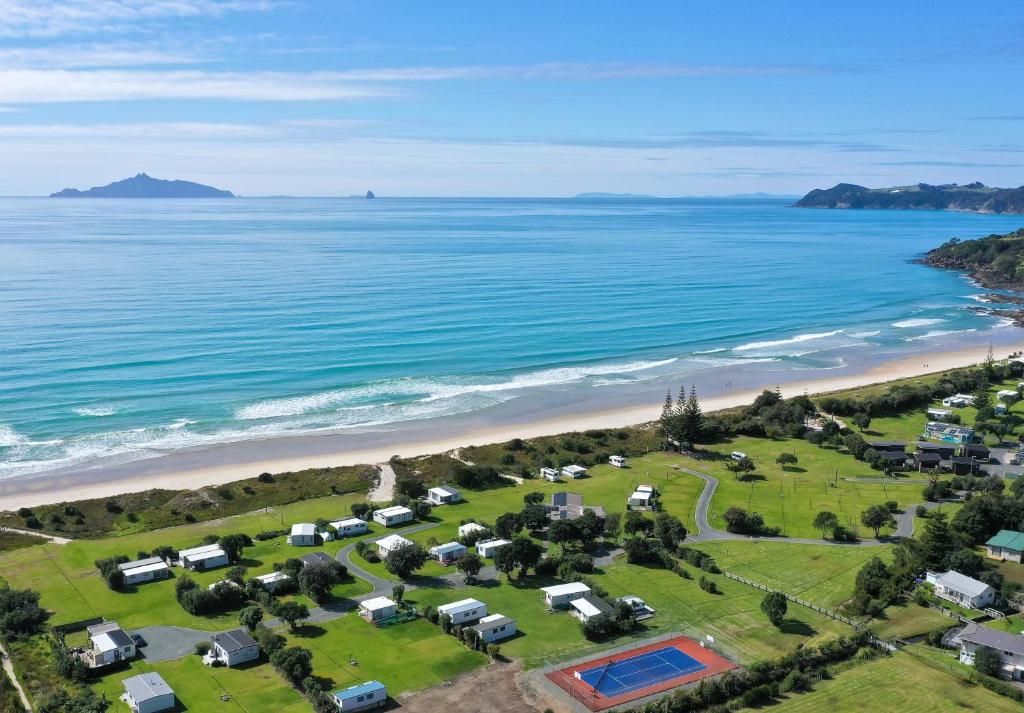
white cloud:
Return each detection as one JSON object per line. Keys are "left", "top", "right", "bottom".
{"left": 0, "top": 0, "right": 274, "bottom": 38}
{"left": 0, "top": 70, "right": 395, "bottom": 102}
{"left": 0, "top": 43, "right": 205, "bottom": 68}
{"left": 0, "top": 120, "right": 377, "bottom": 139}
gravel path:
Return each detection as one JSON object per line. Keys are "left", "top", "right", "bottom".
{"left": 367, "top": 463, "right": 395, "bottom": 502}
{"left": 0, "top": 525, "right": 72, "bottom": 545}
{"left": 0, "top": 640, "right": 32, "bottom": 711}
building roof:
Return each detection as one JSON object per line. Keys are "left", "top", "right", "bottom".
{"left": 552, "top": 492, "right": 583, "bottom": 507}
{"left": 986, "top": 529, "right": 1024, "bottom": 552}
{"left": 87, "top": 621, "right": 123, "bottom": 636}
{"left": 570, "top": 595, "right": 614, "bottom": 618}
{"left": 956, "top": 622, "right": 1024, "bottom": 656}
{"left": 867, "top": 441, "right": 906, "bottom": 450}
{"left": 122, "top": 561, "right": 170, "bottom": 577}
{"left": 255, "top": 571, "right": 291, "bottom": 583}
{"left": 437, "top": 598, "right": 485, "bottom": 616}
{"left": 334, "top": 681, "right": 386, "bottom": 702}
{"left": 299, "top": 552, "right": 335, "bottom": 567}
{"left": 213, "top": 628, "right": 258, "bottom": 653}
{"left": 562, "top": 464, "right": 587, "bottom": 474}
{"left": 361, "top": 596, "right": 396, "bottom": 611}
{"left": 429, "top": 541, "right": 466, "bottom": 556}
{"left": 961, "top": 443, "right": 990, "bottom": 456}
{"left": 932, "top": 570, "right": 993, "bottom": 598}
{"left": 123, "top": 672, "right": 173, "bottom": 702}
{"left": 376, "top": 505, "right": 413, "bottom": 517}
{"left": 330, "top": 517, "right": 367, "bottom": 529}
{"left": 473, "top": 614, "right": 515, "bottom": 632}
{"left": 542, "top": 582, "right": 591, "bottom": 597}
{"left": 117, "top": 556, "right": 164, "bottom": 572}
{"left": 915, "top": 441, "right": 955, "bottom": 452}
{"left": 377, "top": 534, "right": 413, "bottom": 550}
{"left": 429, "top": 485, "right": 460, "bottom": 497}
{"left": 291, "top": 523, "right": 317, "bottom": 537}
{"left": 949, "top": 455, "right": 979, "bottom": 466}
{"left": 914, "top": 451, "right": 942, "bottom": 463}
{"left": 458, "top": 522, "right": 487, "bottom": 533}
{"left": 636, "top": 485, "right": 654, "bottom": 493}
{"left": 476, "top": 537, "right": 510, "bottom": 550}
{"left": 179, "top": 543, "right": 226, "bottom": 559}
{"left": 878, "top": 449, "right": 909, "bottom": 460}
{"left": 93, "top": 633, "right": 119, "bottom": 653}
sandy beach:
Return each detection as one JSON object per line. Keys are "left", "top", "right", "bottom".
{"left": 2, "top": 340, "right": 1021, "bottom": 512}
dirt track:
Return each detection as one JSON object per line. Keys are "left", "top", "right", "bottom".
{"left": 396, "top": 660, "right": 569, "bottom": 713}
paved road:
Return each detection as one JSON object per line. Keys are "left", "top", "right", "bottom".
{"left": 676, "top": 464, "right": 933, "bottom": 548}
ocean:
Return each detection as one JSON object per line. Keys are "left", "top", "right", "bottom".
{"left": 2, "top": 196, "right": 1023, "bottom": 482}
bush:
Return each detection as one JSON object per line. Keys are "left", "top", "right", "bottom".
{"left": 699, "top": 576, "right": 717, "bottom": 594}
{"left": 258, "top": 472, "right": 275, "bottom": 483}
{"left": 195, "top": 641, "right": 211, "bottom": 656}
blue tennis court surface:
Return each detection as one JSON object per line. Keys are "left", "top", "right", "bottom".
{"left": 576, "top": 646, "right": 707, "bottom": 697}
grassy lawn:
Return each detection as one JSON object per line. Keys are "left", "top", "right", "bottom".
{"left": 698, "top": 436, "right": 928, "bottom": 538}
{"left": 284, "top": 615, "right": 485, "bottom": 696}
{"left": 868, "top": 602, "right": 957, "bottom": 639}
{"left": 0, "top": 529, "right": 48, "bottom": 554}
{"left": 695, "top": 540, "right": 889, "bottom": 610}
{"left": 758, "top": 650, "right": 1021, "bottom": 712}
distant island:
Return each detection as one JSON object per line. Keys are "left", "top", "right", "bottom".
{"left": 794, "top": 182, "right": 1024, "bottom": 214}
{"left": 51, "top": 173, "right": 234, "bottom": 198}
{"left": 573, "top": 192, "right": 658, "bottom": 199}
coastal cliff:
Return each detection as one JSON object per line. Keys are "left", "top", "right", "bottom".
{"left": 794, "top": 182, "right": 1024, "bottom": 214}
{"left": 918, "top": 228, "right": 1024, "bottom": 289}
{"left": 51, "top": 173, "right": 234, "bottom": 198}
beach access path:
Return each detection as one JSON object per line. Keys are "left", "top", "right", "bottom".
{"left": 367, "top": 463, "right": 395, "bottom": 503}
{"left": 0, "top": 639, "right": 32, "bottom": 711}
{"left": 0, "top": 525, "right": 71, "bottom": 545}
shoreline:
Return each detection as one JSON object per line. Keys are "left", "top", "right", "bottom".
{"left": 2, "top": 340, "right": 1021, "bottom": 512}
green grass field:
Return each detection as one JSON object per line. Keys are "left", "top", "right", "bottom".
{"left": 758, "top": 650, "right": 1021, "bottom": 712}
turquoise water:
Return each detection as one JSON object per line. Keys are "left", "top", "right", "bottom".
{"left": 1, "top": 197, "right": 1022, "bottom": 480}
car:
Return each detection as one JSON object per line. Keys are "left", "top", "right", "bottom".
{"left": 131, "top": 633, "right": 146, "bottom": 647}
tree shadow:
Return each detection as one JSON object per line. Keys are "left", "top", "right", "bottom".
{"left": 736, "top": 474, "right": 767, "bottom": 483}
{"left": 778, "top": 619, "right": 817, "bottom": 636}
{"left": 293, "top": 623, "right": 327, "bottom": 638}
{"left": 781, "top": 466, "right": 808, "bottom": 473}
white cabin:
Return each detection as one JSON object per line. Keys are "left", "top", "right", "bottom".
{"left": 330, "top": 517, "right": 369, "bottom": 538}
{"left": 539, "top": 467, "right": 560, "bottom": 481}
{"left": 561, "top": 464, "right": 588, "bottom": 479}
{"left": 426, "top": 486, "right": 462, "bottom": 505}
{"left": 476, "top": 538, "right": 511, "bottom": 558}
{"left": 373, "top": 506, "right": 414, "bottom": 527}
{"left": 437, "top": 598, "right": 487, "bottom": 625}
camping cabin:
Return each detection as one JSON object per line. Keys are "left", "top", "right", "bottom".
{"left": 359, "top": 597, "right": 397, "bottom": 622}
{"left": 178, "top": 544, "right": 229, "bottom": 571}
{"left": 541, "top": 581, "right": 591, "bottom": 609}
{"left": 437, "top": 598, "right": 487, "bottom": 625}
{"left": 121, "top": 672, "right": 175, "bottom": 713}
{"left": 608, "top": 455, "right": 627, "bottom": 468}
{"left": 332, "top": 681, "right": 387, "bottom": 711}
{"left": 84, "top": 621, "right": 136, "bottom": 668}
{"left": 915, "top": 442, "right": 957, "bottom": 459}
{"left": 287, "top": 523, "right": 323, "bottom": 546}
{"left": 628, "top": 487, "right": 656, "bottom": 510}
{"left": 458, "top": 522, "right": 488, "bottom": 539}
{"left": 926, "top": 407, "right": 953, "bottom": 421}
{"left": 372, "top": 506, "right": 414, "bottom": 527}
{"left": 942, "top": 393, "right": 974, "bottom": 408}
{"left": 926, "top": 570, "right": 996, "bottom": 609}
{"left": 209, "top": 629, "right": 260, "bottom": 667}
{"left": 986, "top": 530, "right": 1024, "bottom": 563}
{"left": 429, "top": 541, "right": 467, "bottom": 564}
{"left": 539, "top": 467, "right": 560, "bottom": 481}
{"left": 426, "top": 485, "right": 462, "bottom": 505}
{"left": 472, "top": 614, "right": 516, "bottom": 643}
{"left": 376, "top": 533, "right": 413, "bottom": 558}
{"left": 330, "top": 517, "right": 369, "bottom": 538}
{"left": 118, "top": 556, "right": 170, "bottom": 585}
{"left": 561, "top": 464, "right": 588, "bottom": 479}
{"left": 253, "top": 571, "right": 292, "bottom": 593}
{"left": 570, "top": 595, "right": 614, "bottom": 623}
{"left": 914, "top": 451, "right": 941, "bottom": 471}
{"left": 476, "top": 538, "right": 511, "bottom": 558}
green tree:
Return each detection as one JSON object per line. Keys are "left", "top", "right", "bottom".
{"left": 298, "top": 563, "right": 335, "bottom": 603}
{"left": 653, "top": 513, "right": 687, "bottom": 550}
{"left": 604, "top": 512, "right": 622, "bottom": 540}
{"left": 219, "top": 533, "right": 251, "bottom": 564}
{"left": 494, "top": 512, "right": 524, "bottom": 539}
{"left": 813, "top": 511, "right": 839, "bottom": 538}
{"left": 523, "top": 491, "right": 545, "bottom": 506}
{"left": 384, "top": 543, "right": 429, "bottom": 578}
{"left": 239, "top": 605, "right": 263, "bottom": 632}
{"left": 548, "top": 519, "right": 579, "bottom": 547}
{"left": 493, "top": 547, "right": 517, "bottom": 581}
{"left": 623, "top": 511, "right": 653, "bottom": 537}
{"left": 456, "top": 552, "right": 483, "bottom": 583}
{"left": 575, "top": 510, "right": 604, "bottom": 545}
{"left": 760, "top": 591, "right": 788, "bottom": 627}
{"left": 974, "top": 645, "right": 1002, "bottom": 677}
{"left": 659, "top": 389, "right": 678, "bottom": 441}
{"left": 520, "top": 504, "right": 549, "bottom": 531}
{"left": 775, "top": 452, "right": 798, "bottom": 469}
{"left": 507, "top": 536, "right": 543, "bottom": 578}
{"left": 0, "top": 584, "right": 49, "bottom": 640}
{"left": 270, "top": 646, "right": 314, "bottom": 686}
{"left": 276, "top": 601, "right": 309, "bottom": 631}
{"left": 860, "top": 504, "right": 896, "bottom": 537}
{"left": 681, "top": 386, "right": 704, "bottom": 443}
{"left": 392, "top": 583, "right": 405, "bottom": 604}
{"left": 726, "top": 456, "right": 756, "bottom": 481}
{"left": 852, "top": 412, "right": 871, "bottom": 431}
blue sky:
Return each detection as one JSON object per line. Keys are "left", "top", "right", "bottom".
{"left": 0, "top": 1, "right": 1022, "bottom": 196}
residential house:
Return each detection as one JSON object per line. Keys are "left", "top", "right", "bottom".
{"left": 332, "top": 681, "right": 388, "bottom": 711}
{"left": 330, "top": 517, "right": 369, "bottom": 538}
{"left": 83, "top": 621, "right": 136, "bottom": 668}
{"left": 437, "top": 598, "right": 487, "bottom": 625}
{"left": 561, "top": 464, "right": 588, "bottom": 479}
{"left": 300, "top": 552, "right": 335, "bottom": 568}
{"left": 426, "top": 486, "right": 462, "bottom": 505}
{"left": 954, "top": 622, "right": 1024, "bottom": 680}
{"left": 287, "top": 523, "right": 323, "bottom": 546}
{"left": 429, "top": 541, "right": 467, "bottom": 564}
{"left": 372, "top": 506, "right": 414, "bottom": 527}
{"left": 359, "top": 597, "right": 397, "bottom": 622}
{"left": 118, "top": 556, "right": 170, "bottom": 585}
{"left": 472, "top": 614, "right": 517, "bottom": 644}
{"left": 458, "top": 522, "right": 488, "bottom": 539}
{"left": 376, "top": 534, "right": 413, "bottom": 558}
{"left": 121, "top": 672, "right": 175, "bottom": 713}
{"left": 539, "top": 467, "right": 560, "bottom": 482}
{"left": 253, "top": 571, "right": 292, "bottom": 593}
{"left": 986, "top": 530, "right": 1024, "bottom": 563}
{"left": 178, "top": 543, "right": 229, "bottom": 571}
{"left": 541, "top": 582, "right": 591, "bottom": 609}
{"left": 926, "top": 571, "right": 996, "bottom": 609}
{"left": 476, "top": 538, "right": 511, "bottom": 558}
{"left": 608, "top": 455, "right": 627, "bottom": 468}
{"left": 210, "top": 629, "right": 260, "bottom": 667}
{"left": 570, "top": 595, "right": 614, "bottom": 623}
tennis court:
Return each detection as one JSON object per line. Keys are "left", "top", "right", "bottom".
{"left": 576, "top": 645, "right": 707, "bottom": 697}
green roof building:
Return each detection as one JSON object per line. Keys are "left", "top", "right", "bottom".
{"left": 986, "top": 530, "right": 1024, "bottom": 563}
